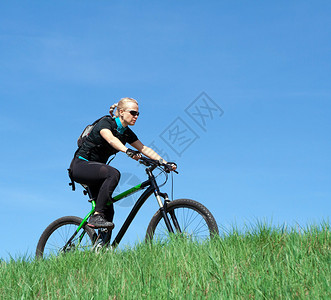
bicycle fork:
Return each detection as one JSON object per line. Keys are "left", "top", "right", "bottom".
{"left": 147, "top": 168, "right": 181, "bottom": 234}
{"left": 153, "top": 190, "right": 182, "bottom": 234}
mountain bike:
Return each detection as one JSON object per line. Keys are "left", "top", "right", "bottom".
{"left": 36, "top": 157, "right": 219, "bottom": 258}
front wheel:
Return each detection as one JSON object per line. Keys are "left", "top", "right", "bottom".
{"left": 146, "top": 199, "right": 219, "bottom": 242}
{"left": 36, "top": 216, "right": 96, "bottom": 259}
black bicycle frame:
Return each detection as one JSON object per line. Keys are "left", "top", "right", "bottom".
{"left": 111, "top": 183, "right": 154, "bottom": 247}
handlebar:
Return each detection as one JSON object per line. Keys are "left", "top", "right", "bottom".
{"left": 138, "top": 157, "right": 178, "bottom": 174}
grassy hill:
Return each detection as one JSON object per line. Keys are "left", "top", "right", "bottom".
{"left": 1, "top": 223, "right": 329, "bottom": 299}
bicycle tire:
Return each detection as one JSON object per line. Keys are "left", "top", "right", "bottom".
{"left": 36, "top": 216, "right": 96, "bottom": 259}
{"left": 145, "top": 198, "right": 219, "bottom": 242}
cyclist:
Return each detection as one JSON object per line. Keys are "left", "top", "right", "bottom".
{"left": 69, "top": 97, "right": 176, "bottom": 229}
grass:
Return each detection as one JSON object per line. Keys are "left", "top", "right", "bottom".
{"left": 0, "top": 222, "right": 330, "bottom": 299}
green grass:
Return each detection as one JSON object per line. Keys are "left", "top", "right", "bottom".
{"left": 1, "top": 223, "right": 330, "bottom": 299}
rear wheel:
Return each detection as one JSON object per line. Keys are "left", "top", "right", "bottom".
{"left": 146, "top": 199, "right": 219, "bottom": 242}
{"left": 36, "top": 216, "right": 96, "bottom": 259}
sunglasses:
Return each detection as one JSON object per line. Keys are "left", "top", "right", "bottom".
{"left": 126, "top": 110, "right": 140, "bottom": 117}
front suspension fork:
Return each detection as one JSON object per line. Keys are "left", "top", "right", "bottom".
{"left": 156, "top": 192, "right": 181, "bottom": 234}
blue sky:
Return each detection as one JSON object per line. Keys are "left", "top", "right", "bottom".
{"left": 1, "top": 1, "right": 330, "bottom": 260}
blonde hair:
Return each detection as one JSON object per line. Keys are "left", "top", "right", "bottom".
{"left": 109, "top": 97, "right": 138, "bottom": 117}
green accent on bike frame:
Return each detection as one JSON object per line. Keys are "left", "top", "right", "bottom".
{"left": 112, "top": 183, "right": 143, "bottom": 202}
{"left": 76, "top": 183, "right": 143, "bottom": 231}
{"left": 76, "top": 200, "right": 96, "bottom": 232}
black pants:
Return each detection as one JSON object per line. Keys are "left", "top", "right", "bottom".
{"left": 70, "top": 157, "right": 121, "bottom": 221}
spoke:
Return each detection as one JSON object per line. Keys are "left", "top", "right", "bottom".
{"left": 178, "top": 208, "right": 196, "bottom": 231}
{"left": 190, "top": 218, "right": 207, "bottom": 234}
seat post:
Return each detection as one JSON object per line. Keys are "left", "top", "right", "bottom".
{"left": 86, "top": 187, "right": 94, "bottom": 200}
{"left": 81, "top": 184, "right": 94, "bottom": 201}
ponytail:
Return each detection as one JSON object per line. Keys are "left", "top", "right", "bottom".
{"left": 109, "top": 103, "right": 118, "bottom": 117}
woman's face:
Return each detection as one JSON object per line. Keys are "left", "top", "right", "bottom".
{"left": 120, "top": 102, "right": 139, "bottom": 126}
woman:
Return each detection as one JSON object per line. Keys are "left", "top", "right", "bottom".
{"left": 70, "top": 97, "right": 176, "bottom": 229}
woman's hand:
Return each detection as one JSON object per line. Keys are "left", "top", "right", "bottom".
{"left": 165, "top": 162, "right": 177, "bottom": 172}
{"left": 126, "top": 148, "right": 142, "bottom": 161}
